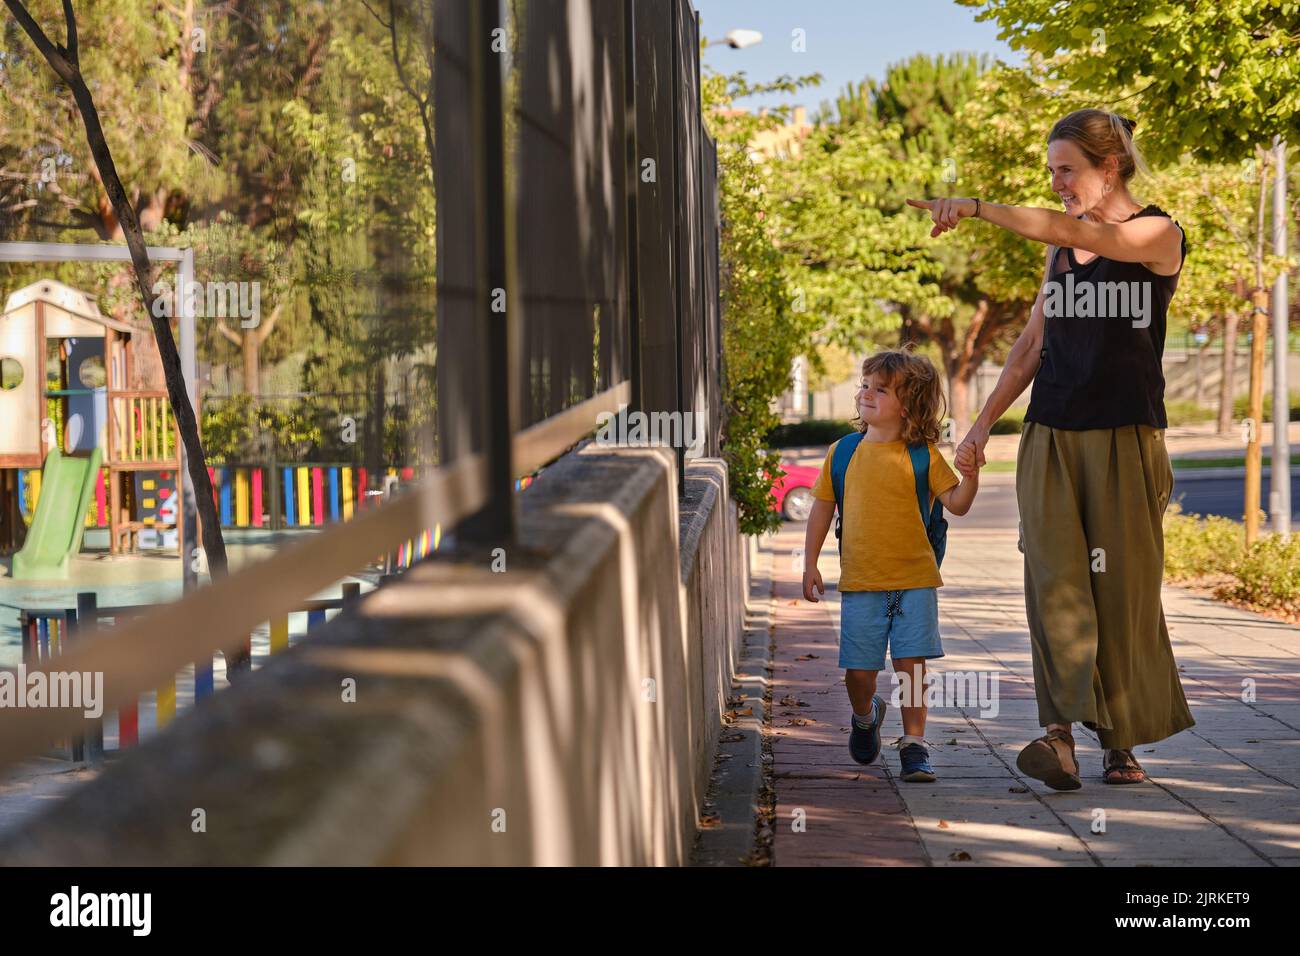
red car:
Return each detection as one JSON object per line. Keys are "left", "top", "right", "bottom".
{"left": 770, "top": 461, "right": 821, "bottom": 522}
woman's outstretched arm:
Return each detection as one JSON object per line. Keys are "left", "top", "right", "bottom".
{"left": 906, "top": 197, "right": 1183, "bottom": 273}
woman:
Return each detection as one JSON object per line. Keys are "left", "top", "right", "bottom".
{"left": 908, "top": 109, "right": 1194, "bottom": 790}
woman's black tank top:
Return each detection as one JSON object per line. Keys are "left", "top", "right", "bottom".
{"left": 1025, "top": 204, "right": 1187, "bottom": 431}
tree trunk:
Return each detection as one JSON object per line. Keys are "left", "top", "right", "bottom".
{"left": 242, "top": 331, "right": 260, "bottom": 399}
{"left": 948, "top": 370, "right": 970, "bottom": 445}
{"left": 1218, "top": 309, "right": 1240, "bottom": 435}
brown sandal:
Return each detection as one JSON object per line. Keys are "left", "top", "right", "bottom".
{"left": 1016, "top": 728, "right": 1082, "bottom": 791}
{"left": 1103, "top": 748, "right": 1146, "bottom": 785}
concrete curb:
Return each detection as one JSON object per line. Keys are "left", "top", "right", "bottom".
{"left": 691, "top": 535, "right": 774, "bottom": 866}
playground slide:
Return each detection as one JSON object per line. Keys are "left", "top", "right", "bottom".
{"left": 12, "top": 447, "right": 103, "bottom": 580}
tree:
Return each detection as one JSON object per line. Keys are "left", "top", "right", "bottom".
{"left": 1148, "top": 152, "right": 1287, "bottom": 433}
{"left": 787, "top": 54, "right": 1030, "bottom": 439}
{"left": 3, "top": 0, "right": 229, "bottom": 592}
{"left": 703, "top": 70, "right": 822, "bottom": 534}
{"left": 0, "top": 0, "right": 221, "bottom": 240}
{"left": 959, "top": 0, "right": 1299, "bottom": 163}
{"left": 199, "top": 217, "right": 291, "bottom": 398}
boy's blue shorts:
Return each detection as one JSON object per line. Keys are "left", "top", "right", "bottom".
{"left": 838, "top": 587, "right": 944, "bottom": 671}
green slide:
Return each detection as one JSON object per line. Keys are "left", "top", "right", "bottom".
{"left": 12, "top": 447, "right": 103, "bottom": 580}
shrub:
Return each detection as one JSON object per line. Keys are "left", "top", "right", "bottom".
{"left": 1217, "top": 534, "right": 1300, "bottom": 617}
{"left": 988, "top": 406, "right": 1025, "bottom": 434}
{"left": 1162, "top": 502, "right": 1244, "bottom": 580}
{"left": 1164, "top": 399, "right": 1217, "bottom": 426}
{"left": 1232, "top": 391, "right": 1300, "bottom": 422}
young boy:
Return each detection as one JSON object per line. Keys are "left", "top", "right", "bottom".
{"left": 802, "top": 349, "right": 979, "bottom": 782}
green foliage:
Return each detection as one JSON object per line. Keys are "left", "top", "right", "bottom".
{"left": 959, "top": 0, "right": 1300, "bottom": 164}
{"left": 1218, "top": 534, "right": 1300, "bottom": 617}
{"left": 1232, "top": 391, "right": 1300, "bottom": 421}
{"left": 200, "top": 395, "right": 324, "bottom": 464}
{"left": 954, "top": 61, "right": 1086, "bottom": 303}
{"left": 772, "top": 114, "right": 953, "bottom": 346}
{"left": 1163, "top": 503, "right": 1300, "bottom": 618}
{"left": 703, "top": 69, "right": 822, "bottom": 535}
{"left": 0, "top": 0, "right": 222, "bottom": 239}
{"left": 1164, "top": 400, "right": 1218, "bottom": 426}
{"left": 766, "top": 419, "right": 856, "bottom": 448}
{"left": 1162, "top": 502, "right": 1245, "bottom": 580}
{"left": 988, "top": 407, "right": 1026, "bottom": 434}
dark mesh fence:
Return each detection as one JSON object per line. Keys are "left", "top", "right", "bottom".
{"left": 433, "top": 0, "right": 722, "bottom": 533}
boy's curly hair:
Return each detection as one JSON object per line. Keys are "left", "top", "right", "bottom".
{"left": 855, "top": 348, "right": 946, "bottom": 446}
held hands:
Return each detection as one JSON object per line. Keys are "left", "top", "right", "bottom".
{"left": 802, "top": 567, "right": 824, "bottom": 603}
{"left": 906, "top": 197, "right": 978, "bottom": 238}
{"left": 955, "top": 423, "right": 990, "bottom": 479}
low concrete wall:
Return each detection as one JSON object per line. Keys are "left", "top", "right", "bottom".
{"left": 0, "top": 445, "right": 748, "bottom": 865}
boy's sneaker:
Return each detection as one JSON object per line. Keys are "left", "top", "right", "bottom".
{"left": 848, "top": 695, "right": 887, "bottom": 765}
{"left": 899, "top": 742, "right": 937, "bottom": 782}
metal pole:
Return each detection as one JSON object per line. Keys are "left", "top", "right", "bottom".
{"left": 462, "top": 0, "right": 516, "bottom": 544}
{"left": 1271, "top": 136, "right": 1291, "bottom": 537}
{"left": 179, "top": 248, "right": 200, "bottom": 589}
{"left": 75, "top": 591, "right": 103, "bottom": 762}
{"left": 1246, "top": 289, "right": 1270, "bottom": 545}
{"left": 670, "top": 0, "right": 686, "bottom": 496}
{"left": 623, "top": 0, "right": 643, "bottom": 415}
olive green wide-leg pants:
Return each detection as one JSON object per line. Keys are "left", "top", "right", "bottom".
{"left": 1016, "top": 421, "right": 1195, "bottom": 749}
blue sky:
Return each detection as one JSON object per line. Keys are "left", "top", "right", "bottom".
{"left": 696, "top": 0, "right": 1022, "bottom": 116}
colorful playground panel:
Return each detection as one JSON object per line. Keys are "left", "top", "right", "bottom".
{"left": 20, "top": 587, "right": 360, "bottom": 755}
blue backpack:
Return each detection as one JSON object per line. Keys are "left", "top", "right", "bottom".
{"left": 830, "top": 432, "right": 947, "bottom": 566}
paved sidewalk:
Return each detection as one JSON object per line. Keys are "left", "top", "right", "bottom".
{"left": 768, "top": 525, "right": 1300, "bottom": 866}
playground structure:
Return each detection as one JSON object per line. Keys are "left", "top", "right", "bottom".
{"left": 0, "top": 279, "right": 184, "bottom": 577}
{"left": 0, "top": 276, "right": 535, "bottom": 581}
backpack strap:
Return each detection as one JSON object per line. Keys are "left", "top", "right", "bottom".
{"left": 909, "top": 442, "right": 948, "bottom": 564}
{"left": 831, "top": 432, "right": 865, "bottom": 543}
{"left": 908, "top": 443, "right": 931, "bottom": 526}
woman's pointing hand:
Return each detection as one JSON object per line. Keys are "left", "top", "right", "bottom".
{"left": 907, "top": 197, "right": 978, "bottom": 237}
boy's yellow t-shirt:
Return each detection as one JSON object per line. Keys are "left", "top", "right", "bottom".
{"left": 811, "top": 436, "right": 960, "bottom": 591}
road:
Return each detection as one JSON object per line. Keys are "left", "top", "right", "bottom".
{"left": 945, "top": 470, "right": 1300, "bottom": 529}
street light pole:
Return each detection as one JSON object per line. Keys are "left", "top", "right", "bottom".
{"left": 1271, "top": 136, "right": 1290, "bottom": 538}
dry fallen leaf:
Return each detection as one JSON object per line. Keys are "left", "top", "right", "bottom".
{"left": 938, "top": 820, "right": 950, "bottom": 829}
{"left": 949, "top": 850, "right": 972, "bottom": 861}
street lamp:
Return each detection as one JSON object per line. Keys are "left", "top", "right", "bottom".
{"left": 707, "top": 29, "right": 763, "bottom": 50}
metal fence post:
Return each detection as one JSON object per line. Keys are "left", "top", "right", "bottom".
{"left": 460, "top": 0, "right": 517, "bottom": 544}
{"left": 624, "top": 0, "right": 643, "bottom": 415}
{"left": 75, "top": 591, "right": 104, "bottom": 763}
{"left": 670, "top": 0, "right": 686, "bottom": 496}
